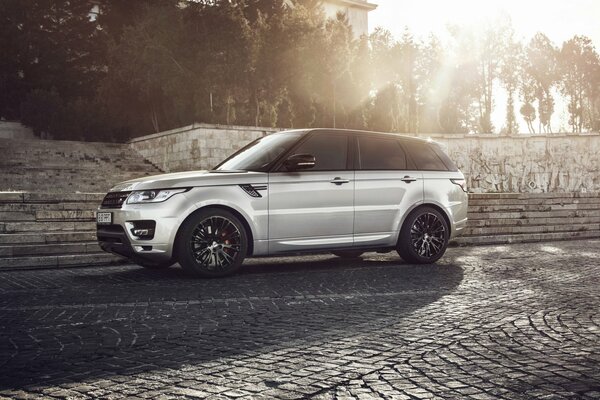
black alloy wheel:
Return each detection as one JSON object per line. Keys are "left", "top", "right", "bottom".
{"left": 397, "top": 206, "right": 449, "bottom": 264}
{"left": 176, "top": 208, "right": 248, "bottom": 277}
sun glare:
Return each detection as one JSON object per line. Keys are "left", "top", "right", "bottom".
{"left": 371, "top": 0, "right": 600, "bottom": 45}
{"left": 370, "top": 0, "right": 600, "bottom": 133}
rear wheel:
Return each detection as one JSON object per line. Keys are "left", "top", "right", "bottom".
{"left": 397, "top": 207, "right": 449, "bottom": 264}
{"left": 331, "top": 250, "right": 364, "bottom": 259}
{"left": 176, "top": 208, "right": 247, "bottom": 277}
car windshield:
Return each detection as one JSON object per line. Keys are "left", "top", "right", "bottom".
{"left": 214, "top": 131, "right": 305, "bottom": 172}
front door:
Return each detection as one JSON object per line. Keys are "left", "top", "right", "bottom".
{"left": 268, "top": 132, "right": 354, "bottom": 254}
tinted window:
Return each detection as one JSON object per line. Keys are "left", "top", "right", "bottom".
{"left": 291, "top": 134, "right": 348, "bottom": 171}
{"left": 403, "top": 141, "right": 449, "bottom": 171}
{"left": 430, "top": 144, "right": 459, "bottom": 171}
{"left": 358, "top": 137, "right": 406, "bottom": 170}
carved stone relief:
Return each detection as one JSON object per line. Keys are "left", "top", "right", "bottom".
{"left": 441, "top": 134, "right": 600, "bottom": 193}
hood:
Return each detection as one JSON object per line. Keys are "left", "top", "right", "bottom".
{"left": 109, "top": 170, "right": 267, "bottom": 192}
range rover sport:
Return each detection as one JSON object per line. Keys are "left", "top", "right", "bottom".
{"left": 97, "top": 129, "right": 468, "bottom": 277}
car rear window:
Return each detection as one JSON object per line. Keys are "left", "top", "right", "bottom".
{"left": 402, "top": 141, "right": 451, "bottom": 171}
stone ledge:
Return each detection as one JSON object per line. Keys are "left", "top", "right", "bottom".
{"left": 0, "top": 192, "right": 25, "bottom": 203}
{"left": 0, "top": 253, "right": 126, "bottom": 270}
{"left": 0, "top": 231, "right": 97, "bottom": 245}
{"left": 454, "top": 230, "right": 600, "bottom": 246}
{"left": 128, "top": 122, "right": 280, "bottom": 143}
{"left": 468, "top": 192, "right": 600, "bottom": 199}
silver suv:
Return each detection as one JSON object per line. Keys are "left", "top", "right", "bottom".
{"left": 97, "top": 129, "right": 468, "bottom": 277}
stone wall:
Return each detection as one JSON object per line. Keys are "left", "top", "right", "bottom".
{"left": 0, "top": 121, "right": 34, "bottom": 139}
{"left": 430, "top": 133, "right": 600, "bottom": 193}
{"left": 130, "top": 125, "right": 600, "bottom": 193}
{"left": 129, "top": 123, "right": 279, "bottom": 172}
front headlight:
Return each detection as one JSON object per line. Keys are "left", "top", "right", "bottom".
{"left": 126, "top": 188, "right": 188, "bottom": 204}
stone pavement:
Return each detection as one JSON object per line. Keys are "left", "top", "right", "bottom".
{"left": 0, "top": 241, "right": 599, "bottom": 399}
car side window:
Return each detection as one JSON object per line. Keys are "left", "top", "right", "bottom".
{"left": 358, "top": 137, "right": 407, "bottom": 170}
{"left": 403, "top": 141, "right": 449, "bottom": 171}
{"left": 289, "top": 134, "right": 348, "bottom": 171}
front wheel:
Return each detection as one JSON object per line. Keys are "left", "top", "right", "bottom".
{"left": 175, "top": 208, "right": 248, "bottom": 277}
{"left": 397, "top": 207, "right": 449, "bottom": 264}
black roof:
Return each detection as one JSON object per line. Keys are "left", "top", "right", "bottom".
{"left": 279, "top": 128, "right": 432, "bottom": 144}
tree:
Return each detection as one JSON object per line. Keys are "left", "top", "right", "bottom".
{"left": 499, "top": 29, "right": 523, "bottom": 135}
{"left": 321, "top": 12, "right": 354, "bottom": 128}
{"left": 100, "top": 3, "right": 194, "bottom": 135}
{"left": 522, "top": 33, "right": 559, "bottom": 133}
{"left": 0, "top": 0, "right": 103, "bottom": 122}
{"left": 559, "top": 35, "right": 600, "bottom": 133}
{"left": 519, "top": 102, "right": 536, "bottom": 134}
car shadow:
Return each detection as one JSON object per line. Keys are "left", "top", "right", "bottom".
{"left": 0, "top": 255, "right": 464, "bottom": 390}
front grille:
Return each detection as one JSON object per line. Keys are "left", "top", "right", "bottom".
{"left": 100, "top": 191, "right": 131, "bottom": 209}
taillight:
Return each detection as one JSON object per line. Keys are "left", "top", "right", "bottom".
{"left": 451, "top": 179, "right": 468, "bottom": 193}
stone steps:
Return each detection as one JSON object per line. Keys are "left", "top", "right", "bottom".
{"left": 463, "top": 222, "right": 600, "bottom": 236}
{"left": 465, "top": 216, "right": 600, "bottom": 227}
{"left": 0, "top": 137, "right": 162, "bottom": 193}
{"left": 457, "top": 192, "right": 600, "bottom": 245}
{"left": 454, "top": 230, "right": 600, "bottom": 246}
{"left": 0, "top": 253, "right": 124, "bottom": 269}
{"left": 0, "top": 242, "right": 102, "bottom": 257}
{"left": 0, "top": 231, "right": 97, "bottom": 244}
{"left": 0, "top": 221, "right": 98, "bottom": 233}
{"left": 0, "top": 192, "right": 124, "bottom": 270}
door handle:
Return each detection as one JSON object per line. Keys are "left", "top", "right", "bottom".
{"left": 330, "top": 177, "right": 350, "bottom": 185}
{"left": 400, "top": 176, "right": 417, "bottom": 183}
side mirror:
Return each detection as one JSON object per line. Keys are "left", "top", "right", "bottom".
{"left": 283, "top": 154, "right": 316, "bottom": 171}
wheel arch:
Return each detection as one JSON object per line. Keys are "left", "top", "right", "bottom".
{"left": 173, "top": 204, "right": 255, "bottom": 258}
{"left": 399, "top": 202, "right": 452, "bottom": 239}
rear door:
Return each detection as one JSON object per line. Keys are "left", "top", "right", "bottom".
{"left": 354, "top": 135, "right": 423, "bottom": 247}
{"left": 268, "top": 131, "right": 354, "bottom": 253}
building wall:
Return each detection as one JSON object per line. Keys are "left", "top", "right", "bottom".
{"left": 322, "top": 0, "right": 376, "bottom": 37}
{"left": 130, "top": 126, "right": 600, "bottom": 193}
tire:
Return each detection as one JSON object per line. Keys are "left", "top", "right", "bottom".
{"left": 331, "top": 250, "right": 364, "bottom": 259}
{"left": 134, "top": 259, "right": 175, "bottom": 269}
{"left": 175, "top": 208, "right": 248, "bottom": 277}
{"left": 397, "top": 206, "right": 449, "bottom": 264}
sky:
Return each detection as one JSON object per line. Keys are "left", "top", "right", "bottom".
{"left": 369, "top": 0, "right": 600, "bottom": 47}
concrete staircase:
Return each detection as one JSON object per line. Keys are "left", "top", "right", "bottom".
{"left": 454, "top": 193, "right": 600, "bottom": 245}
{"left": 0, "top": 138, "right": 162, "bottom": 192}
{"left": 0, "top": 192, "right": 124, "bottom": 268}
{"left": 0, "top": 137, "right": 164, "bottom": 269}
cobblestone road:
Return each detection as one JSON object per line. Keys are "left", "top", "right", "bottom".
{"left": 0, "top": 240, "right": 599, "bottom": 399}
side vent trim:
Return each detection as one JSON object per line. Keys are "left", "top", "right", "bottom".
{"left": 239, "top": 184, "right": 267, "bottom": 198}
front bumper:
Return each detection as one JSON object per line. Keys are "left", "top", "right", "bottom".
{"left": 96, "top": 193, "right": 191, "bottom": 263}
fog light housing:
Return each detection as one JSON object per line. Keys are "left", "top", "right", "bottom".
{"left": 128, "top": 220, "right": 156, "bottom": 240}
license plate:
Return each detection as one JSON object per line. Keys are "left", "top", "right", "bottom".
{"left": 96, "top": 212, "right": 112, "bottom": 225}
